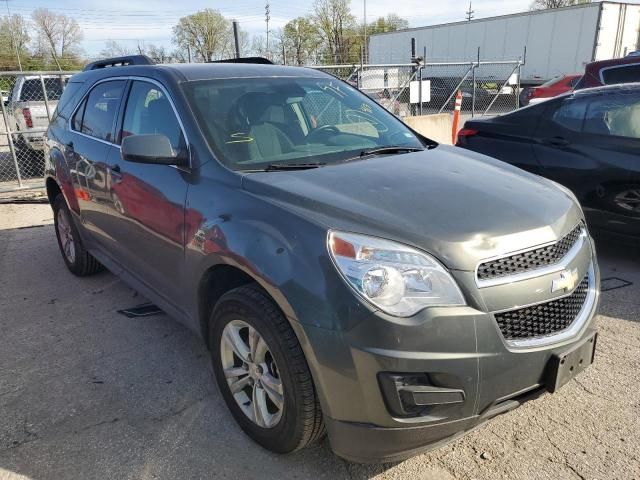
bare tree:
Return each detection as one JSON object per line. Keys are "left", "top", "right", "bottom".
{"left": 31, "top": 8, "right": 82, "bottom": 69}
{"left": 144, "top": 44, "right": 172, "bottom": 63}
{"left": 530, "top": 0, "right": 590, "bottom": 9}
{"left": 0, "top": 15, "right": 29, "bottom": 69}
{"left": 100, "top": 40, "right": 132, "bottom": 58}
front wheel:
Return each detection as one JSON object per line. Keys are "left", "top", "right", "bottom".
{"left": 209, "top": 284, "right": 325, "bottom": 453}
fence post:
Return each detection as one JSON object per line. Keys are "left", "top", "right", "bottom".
{"left": 472, "top": 47, "right": 480, "bottom": 118}
{"left": 471, "top": 63, "right": 476, "bottom": 118}
{"left": 418, "top": 65, "right": 423, "bottom": 116}
{"left": 516, "top": 62, "right": 522, "bottom": 109}
{"left": 0, "top": 90, "right": 23, "bottom": 188}
{"left": 39, "top": 74, "right": 52, "bottom": 122}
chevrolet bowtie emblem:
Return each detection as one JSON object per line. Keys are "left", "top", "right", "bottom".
{"left": 551, "top": 268, "right": 579, "bottom": 293}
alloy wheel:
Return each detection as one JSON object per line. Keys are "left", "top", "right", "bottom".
{"left": 219, "top": 320, "right": 284, "bottom": 428}
{"left": 56, "top": 208, "right": 76, "bottom": 264}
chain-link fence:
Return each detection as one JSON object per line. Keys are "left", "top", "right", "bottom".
{"left": 0, "top": 71, "right": 77, "bottom": 194}
{"left": 311, "top": 60, "right": 522, "bottom": 119}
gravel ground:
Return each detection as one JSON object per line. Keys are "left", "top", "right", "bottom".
{"left": 0, "top": 203, "right": 638, "bottom": 480}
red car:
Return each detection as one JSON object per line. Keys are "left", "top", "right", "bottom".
{"left": 520, "top": 74, "right": 582, "bottom": 106}
{"left": 574, "top": 55, "right": 640, "bottom": 89}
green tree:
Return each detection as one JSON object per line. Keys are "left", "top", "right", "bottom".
{"left": 313, "top": 0, "right": 356, "bottom": 64}
{"left": 172, "top": 9, "right": 235, "bottom": 62}
{"left": 367, "top": 14, "right": 409, "bottom": 35}
{"left": 282, "top": 17, "right": 320, "bottom": 65}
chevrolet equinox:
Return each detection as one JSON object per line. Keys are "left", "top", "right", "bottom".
{"left": 44, "top": 56, "right": 600, "bottom": 463}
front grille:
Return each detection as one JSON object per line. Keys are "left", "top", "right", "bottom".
{"left": 494, "top": 275, "right": 589, "bottom": 340}
{"left": 477, "top": 224, "right": 583, "bottom": 281}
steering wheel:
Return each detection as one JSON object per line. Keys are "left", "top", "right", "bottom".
{"left": 307, "top": 124, "right": 341, "bottom": 142}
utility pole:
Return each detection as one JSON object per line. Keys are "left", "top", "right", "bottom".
{"left": 465, "top": 1, "right": 474, "bottom": 21}
{"left": 363, "top": 0, "right": 367, "bottom": 64}
{"left": 265, "top": 2, "right": 271, "bottom": 59}
{"left": 232, "top": 20, "right": 241, "bottom": 58}
{"left": 4, "top": 0, "right": 22, "bottom": 71}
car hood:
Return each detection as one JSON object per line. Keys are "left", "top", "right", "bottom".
{"left": 241, "top": 145, "right": 583, "bottom": 271}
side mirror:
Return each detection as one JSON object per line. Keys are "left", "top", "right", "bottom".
{"left": 121, "top": 134, "right": 187, "bottom": 166}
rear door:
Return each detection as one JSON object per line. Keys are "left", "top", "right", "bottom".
{"left": 66, "top": 79, "right": 127, "bottom": 244}
{"left": 533, "top": 91, "right": 640, "bottom": 236}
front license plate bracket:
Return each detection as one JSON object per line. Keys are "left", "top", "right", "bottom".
{"left": 545, "top": 331, "right": 597, "bottom": 393}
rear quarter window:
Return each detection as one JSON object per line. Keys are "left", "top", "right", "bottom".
{"left": 53, "top": 81, "right": 84, "bottom": 121}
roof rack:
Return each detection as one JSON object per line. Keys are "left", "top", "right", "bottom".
{"left": 209, "top": 57, "right": 274, "bottom": 65}
{"left": 83, "top": 55, "right": 155, "bottom": 71}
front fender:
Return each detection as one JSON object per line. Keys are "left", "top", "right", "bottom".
{"left": 183, "top": 180, "right": 375, "bottom": 333}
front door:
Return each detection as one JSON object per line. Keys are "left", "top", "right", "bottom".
{"left": 94, "top": 79, "right": 191, "bottom": 302}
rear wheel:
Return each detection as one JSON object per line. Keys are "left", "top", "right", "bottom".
{"left": 209, "top": 284, "right": 325, "bottom": 453}
{"left": 53, "top": 194, "right": 103, "bottom": 276}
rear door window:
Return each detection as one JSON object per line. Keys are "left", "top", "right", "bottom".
{"left": 550, "top": 99, "right": 588, "bottom": 132}
{"left": 78, "top": 80, "right": 125, "bottom": 142}
{"left": 583, "top": 92, "right": 640, "bottom": 139}
{"left": 601, "top": 64, "right": 640, "bottom": 85}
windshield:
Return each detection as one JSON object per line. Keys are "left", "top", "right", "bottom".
{"left": 183, "top": 77, "right": 424, "bottom": 171}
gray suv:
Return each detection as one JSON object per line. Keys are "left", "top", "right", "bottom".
{"left": 45, "top": 56, "right": 599, "bottom": 463}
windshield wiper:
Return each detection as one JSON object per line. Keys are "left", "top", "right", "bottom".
{"left": 339, "top": 145, "right": 424, "bottom": 164}
{"left": 358, "top": 146, "right": 424, "bottom": 157}
{"left": 264, "top": 162, "right": 326, "bottom": 171}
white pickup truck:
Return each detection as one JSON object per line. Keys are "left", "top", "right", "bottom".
{"left": 5, "top": 75, "right": 69, "bottom": 151}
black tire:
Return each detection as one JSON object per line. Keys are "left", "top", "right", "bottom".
{"left": 209, "top": 284, "right": 325, "bottom": 453}
{"left": 52, "top": 194, "right": 103, "bottom": 276}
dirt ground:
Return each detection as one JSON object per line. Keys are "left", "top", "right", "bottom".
{"left": 1, "top": 203, "right": 638, "bottom": 480}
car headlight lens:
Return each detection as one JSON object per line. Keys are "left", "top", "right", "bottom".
{"left": 328, "top": 231, "right": 466, "bottom": 317}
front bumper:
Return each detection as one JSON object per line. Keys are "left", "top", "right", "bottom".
{"left": 291, "top": 258, "right": 600, "bottom": 463}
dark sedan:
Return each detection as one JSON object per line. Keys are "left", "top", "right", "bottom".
{"left": 457, "top": 83, "right": 640, "bottom": 240}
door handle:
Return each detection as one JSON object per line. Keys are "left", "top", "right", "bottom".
{"left": 109, "top": 164, "right": 123, "bottom": 183}
{"left": 546, "top": 137, "right": 569, "bottom": 147}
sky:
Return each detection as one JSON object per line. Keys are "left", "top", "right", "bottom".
{"left": 6, "top": 0, "right": 537, "bottom": 56}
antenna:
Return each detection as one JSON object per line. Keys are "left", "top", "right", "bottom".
{"left": 466, "top": 1, "right": 474, "bottom": 21}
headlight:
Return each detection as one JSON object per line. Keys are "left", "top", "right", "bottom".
{"left": 328, "top": 231, "right": 466, "bottom": 317}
